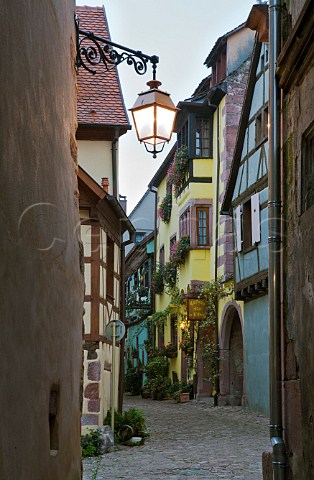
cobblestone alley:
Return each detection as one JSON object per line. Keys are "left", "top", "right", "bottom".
{"left": 83, "top": 395, "right": 270, "bottom": 480}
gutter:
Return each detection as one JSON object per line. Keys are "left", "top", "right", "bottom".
{"left": 268, "top": 0, "right": 286, "bottom": 477}
{"left": 149, "top": 185, "right": 158, "bottom": 316}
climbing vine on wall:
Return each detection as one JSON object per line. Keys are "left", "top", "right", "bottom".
{"left": 198, "top": 278, "right": 232, "bottom": 387}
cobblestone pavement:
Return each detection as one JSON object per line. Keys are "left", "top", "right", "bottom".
{"left": 83, "top": 395, "right": 270, "bottom": 480}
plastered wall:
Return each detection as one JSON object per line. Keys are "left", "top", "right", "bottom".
{"left": 0, "top": 2, "right": 84, "bottom": 479}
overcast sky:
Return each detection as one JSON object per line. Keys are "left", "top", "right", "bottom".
{"left": 76, "top": 0, "right": 255, "bottom": 213}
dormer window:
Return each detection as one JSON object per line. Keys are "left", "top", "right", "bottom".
{"left": 212, "top": 46, "right": 227, "bottom": 86}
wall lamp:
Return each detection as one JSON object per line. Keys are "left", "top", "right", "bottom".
{"left": 75, "top": 16, "right": 178, "bottom": 158}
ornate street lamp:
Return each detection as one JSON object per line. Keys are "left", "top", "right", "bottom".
{"left": 129, "top": 79, "right": 178, "bottom": 158}
{"left": 75, "top": 17, "right": 178, "bottom": 158}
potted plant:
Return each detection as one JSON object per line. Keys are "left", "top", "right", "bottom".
{"left": 169, "top": 381, "right": 192, "bottom": 403}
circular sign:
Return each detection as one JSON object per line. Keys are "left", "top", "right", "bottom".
{"left": 105, "top": 319, "right": 126, "bottom": 342}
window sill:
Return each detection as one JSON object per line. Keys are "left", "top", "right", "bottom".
{"left": 242, "top": 244, "right": 257, "bottom": 254}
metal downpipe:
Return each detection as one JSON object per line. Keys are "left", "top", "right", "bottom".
{"left": 268, "top": 0, "right": 286, "bottom": 477}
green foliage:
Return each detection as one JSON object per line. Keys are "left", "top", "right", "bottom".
{"left": 151, "top": 265, "right": 164, "bottom": 295}
{"left": 103, "top": 407, "right": 148, "bottom": 440}
{"left": 144, "top": 355, "right": 169, "bottom": 379}
{"left": 198, "top": 278, "right": 232, "bottom": 384}
{"left": 126, "top": 285, "right": 150, "bottom": 310}
{"left": 167, "top": 145, "right": 189, "bottom": 197}
{"left": 122, "top": 407, "right": 147, "bottom": 436}
{"left": 158, "top": 193, "right": 172, "bottom": 223}
{"left": 124, "top": 367, "right": 143, "bottom": 396}
{"left": 103, "top": 410, "right": 125, "bottom": 441}
{"left": 179, "top": 337, "right": 194, "bottom": 356}
{"left": 167, "top": 381, "right": 192, "bottom": 402}
{"left": 163, "top": 261, "right": 178, "bottom": 290}
{"left": 81, "top": 429, "right": 102, "bottom": 458}
{"left": 143, "top": 356, "right": 170, "bottom": 400}
{"left": 143, "top": 376, "right": 171, "bottom": 400}
{"left": 170, "top": 236, "right": 190, "bottom": 266}
{"left": 150, "top": 307, "right": 171, "bottom": 330}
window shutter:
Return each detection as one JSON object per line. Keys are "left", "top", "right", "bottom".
{"left": 251, "top": 192, "right": 261, "bottom": 244}
{"left": 235, "top": 205, "right": 242, "bottom": 252}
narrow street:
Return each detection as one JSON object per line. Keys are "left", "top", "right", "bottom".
{"left": 83, "top": 395, "right": 270, "bottom": 479}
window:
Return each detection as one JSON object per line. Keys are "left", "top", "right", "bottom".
{"left": 178, "top": 121, "right": 188, "bottom": 148}
{"left": 171, "top": 315, "right": 178, "bottom": 346}
{"left": 242, "top": 199, "right": 252, "bottom": 251}
{"left": 196, "top": 118, "right": 212, "bottom": 157}
{"left": 301, "top": 122, "right": 314, "bottom": 213}
{"left": 180, "top": 208, "right": 190, "bottom": 238}
{"left": 158, "top": 324, "right": 164, "bottom": 350}
{"left": 235, "top": 193, "right": 260, "bottom": 252}
{"left": 159, "top": 246, "right": 165, "bottom": 266}
{"left": 196, "top": 208, "right": 209, "bottom": 246}
{"left": 255, "top": 106, "right": 268, "bottom": 145}
{"left": 170, "top": 235, "right": 177, "bottom": 253}
{"left": 106, "top": 236, "right": 114, "bottom": 299}
{"left": 212, "top": 48, "right": 227, "bottom": 85}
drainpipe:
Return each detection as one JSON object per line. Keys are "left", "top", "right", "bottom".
{"left": 268, "top": 0, "right": 286, "bottom": 477}
{"left": 112, "top": 128, "right": 119, "bottom": 198}
{"left": 118, "top": 233, "right": 135, "bottom": 413}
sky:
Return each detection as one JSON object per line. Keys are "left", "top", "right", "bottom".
{"left": 76, "top": 0, "right": 255, "bottom": 213}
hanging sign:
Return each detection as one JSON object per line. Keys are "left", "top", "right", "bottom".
{"left": 105, "top": 319, "right": 126, "bottom": 342}
{"left": 187, "top": 299, "right": 206, "bottom": 321}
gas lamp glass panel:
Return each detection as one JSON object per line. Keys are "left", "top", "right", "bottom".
{"left": 156, "top": 106, "right": 177, "bottom": 141}
{"left": 132, "top": 106, "right": 155, "bottom": 141}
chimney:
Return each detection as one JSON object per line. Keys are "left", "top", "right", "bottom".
{"left": 101, "top": 177, "right": 109, "bottom": 193}
{"left": 119, "top": 194, "right": 127, "bottom": 213}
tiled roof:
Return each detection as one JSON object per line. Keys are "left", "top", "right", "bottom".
{"left": 76, "top": 6, "right": 130, "bottom": 128}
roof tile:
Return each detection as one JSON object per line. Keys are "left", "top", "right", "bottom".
{"left": 76, "top": 6, "right": 130, "bottom": 127}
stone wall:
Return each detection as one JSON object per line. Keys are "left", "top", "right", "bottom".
{"left": 0, "top": 2, "right": 84, "bottom": 479}
{"left": 281, "top": 1, "right": 314, "bottom": 477}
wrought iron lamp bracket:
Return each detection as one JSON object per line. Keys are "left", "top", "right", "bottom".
{"left": 75, "top": 16, "right": 159, "bottom": 78}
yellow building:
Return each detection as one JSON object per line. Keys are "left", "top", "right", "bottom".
{"left": 148, "top": 24, "right": 255, "bottom": 403}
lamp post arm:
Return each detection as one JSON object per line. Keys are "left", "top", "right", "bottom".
{"left": 75, "top": 16, "right": 159, "bottom": 77}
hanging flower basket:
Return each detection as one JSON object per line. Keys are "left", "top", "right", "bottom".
{"left": 158, "top": 194, "right": 172, "bottom": 223}
{"left": 162, "top": 342, "right": 178, "bottom": 358}
{"left": 167, "top": 145, "right": 189, "bottom": 197}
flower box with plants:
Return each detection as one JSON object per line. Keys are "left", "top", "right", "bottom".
{"left": 161, "top": 341, "right": 178, "bottom": 358}
{"left": 170, "top": 236, "right": 190, "bottom": 266}
{"left": 167, "top": 145, "right": 189, "bottom": 197}
{"left": 158, "top": 193, "right": 172, "bottom": 223}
